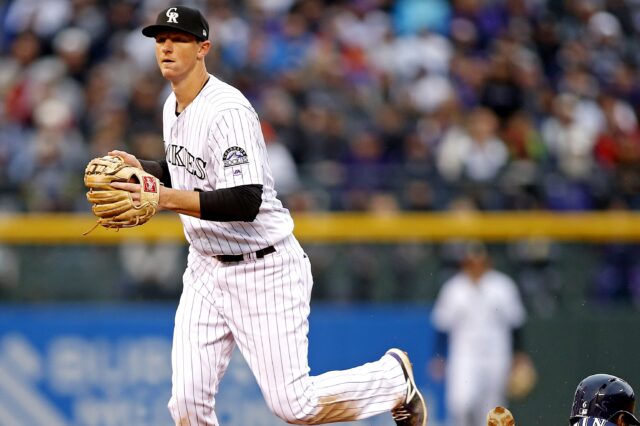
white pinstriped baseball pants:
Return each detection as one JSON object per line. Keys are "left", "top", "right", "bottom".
{"left": 168, "top": 235, "right": 407, "bottom": 425}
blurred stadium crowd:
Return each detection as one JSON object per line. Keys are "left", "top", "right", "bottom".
{"left": 3, "top": 0, "right": 640, "bottom": 309}
{"left": 2, "top": 0, "right": 640, "bottom": 213}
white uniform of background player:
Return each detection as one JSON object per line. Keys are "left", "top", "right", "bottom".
{"left": 110, "top": 6, "right": 426, "bottom": 426}
{"left": 431, "top": 242, "right": 525, "bottom": 426}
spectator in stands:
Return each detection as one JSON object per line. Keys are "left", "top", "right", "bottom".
{"left": 542, "top": 92, "right": 598, "bottom": 182}
{"left": 8, "top": 97, "right": 87, "bottom": 211}
{"left": 479, "top": 52, "right": 525, "bottom": 127}
{"left": 437, "top": 107, "right": 507, "bottom": 183}
{"left": 500, "top": 111, "right": 547, "bottom": 210}
{"left": 436, "top": 106, "right": 508, "bottom": 208}
{"left": 594, "top": 94, "right": 640, "bottom": 207}
{"left": 341, "top": 127, "right": 395, "bottom": 210}
{"left": 541, "top": 92, "right": 601, "bottom": 210}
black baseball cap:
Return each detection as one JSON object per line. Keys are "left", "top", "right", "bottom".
{"left": 142, "top": 6, "right": 209, "bottom": 41}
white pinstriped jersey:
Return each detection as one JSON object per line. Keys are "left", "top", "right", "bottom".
{"left": 162, "top": 74, "right": 294, "bottom": 256}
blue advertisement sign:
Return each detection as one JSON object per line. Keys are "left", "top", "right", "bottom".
{"left": 0, "top": 304, "right": 442, "bottom": 426}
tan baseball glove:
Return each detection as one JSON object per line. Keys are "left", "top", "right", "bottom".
{"left": 83, "top": 155, "right": 160, "bottom": 234}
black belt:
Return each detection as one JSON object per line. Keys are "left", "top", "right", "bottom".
{"left": 216, "top": 245, "right": 276, "bottom": 263}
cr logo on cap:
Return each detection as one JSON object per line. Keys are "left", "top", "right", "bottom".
{"left": 166, "top": 7, "right": 179, "bottom": 24}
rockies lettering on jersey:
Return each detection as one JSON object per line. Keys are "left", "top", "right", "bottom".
{"left": 165, "top": 143, "right": 207, "bottom": 179}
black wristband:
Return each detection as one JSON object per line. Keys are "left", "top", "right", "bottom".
{"left": 199, "top": 185, "right": 263, "bottom": 222}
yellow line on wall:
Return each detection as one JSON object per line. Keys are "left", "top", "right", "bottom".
{"left": 2, "top": 212, "right": 640, "bottom": 244}
{"left": 294, "top": 211, "right": 640, "bottom": 242}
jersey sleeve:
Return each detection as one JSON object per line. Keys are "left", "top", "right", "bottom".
{"left": 497, "top": 274, "right": 526, "bottom": 328}
{"left": 209, "top": 107, "right": 265, "bottom": 189}
{"left": 489, "top": 272, "right": 527, "bottom": 328}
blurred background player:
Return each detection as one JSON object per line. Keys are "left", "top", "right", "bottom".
{"left": 431, "top": 241, "right": 529, "bottom": 426}
{"left": 569, "top": 374, "right": 640, "bottom": 426}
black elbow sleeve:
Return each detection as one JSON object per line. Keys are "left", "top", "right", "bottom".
{"left": 512, "top": 326, "right": 524, "bottom": 353}
{"left": 199, "top": 185, "right": 263, "bottom": 222}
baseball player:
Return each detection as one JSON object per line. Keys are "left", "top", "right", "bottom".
{"left": 569, "top": 374, "right": 640, "bottom": 426}
{"left": 431, "top": 241, "right": 526, "bottom": 426}
{"left": 109, "top": 6, "right": 426, "bottom": 426}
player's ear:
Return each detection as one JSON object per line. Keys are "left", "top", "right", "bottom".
{"left": 197, "top": 40, "right": 211, "bottom": 59}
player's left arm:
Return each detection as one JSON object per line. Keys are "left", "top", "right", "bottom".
{"left": 105, "top": 149, "right": 200, "bottom": 216}
{"left": 109, "top": 104, "right": 268, "bottom": 221}
{"left": 110, "top": 182, "right": 263, "bottom": 220}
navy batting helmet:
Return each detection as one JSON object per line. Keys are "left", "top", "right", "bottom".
{"left": 570, "top": 374, "right": 640, "bottom": 425}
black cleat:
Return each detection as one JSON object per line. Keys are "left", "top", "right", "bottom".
{"left": 387, "top": 348, "right": 428, "bottom": 426}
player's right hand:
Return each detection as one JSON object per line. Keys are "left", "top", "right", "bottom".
{"left": 108, "top": 150, "right": 143, "bottom": 169}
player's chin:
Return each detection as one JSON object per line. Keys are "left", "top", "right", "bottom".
{"left": 159, "top": 65, "right": 179, "bottom": 79}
